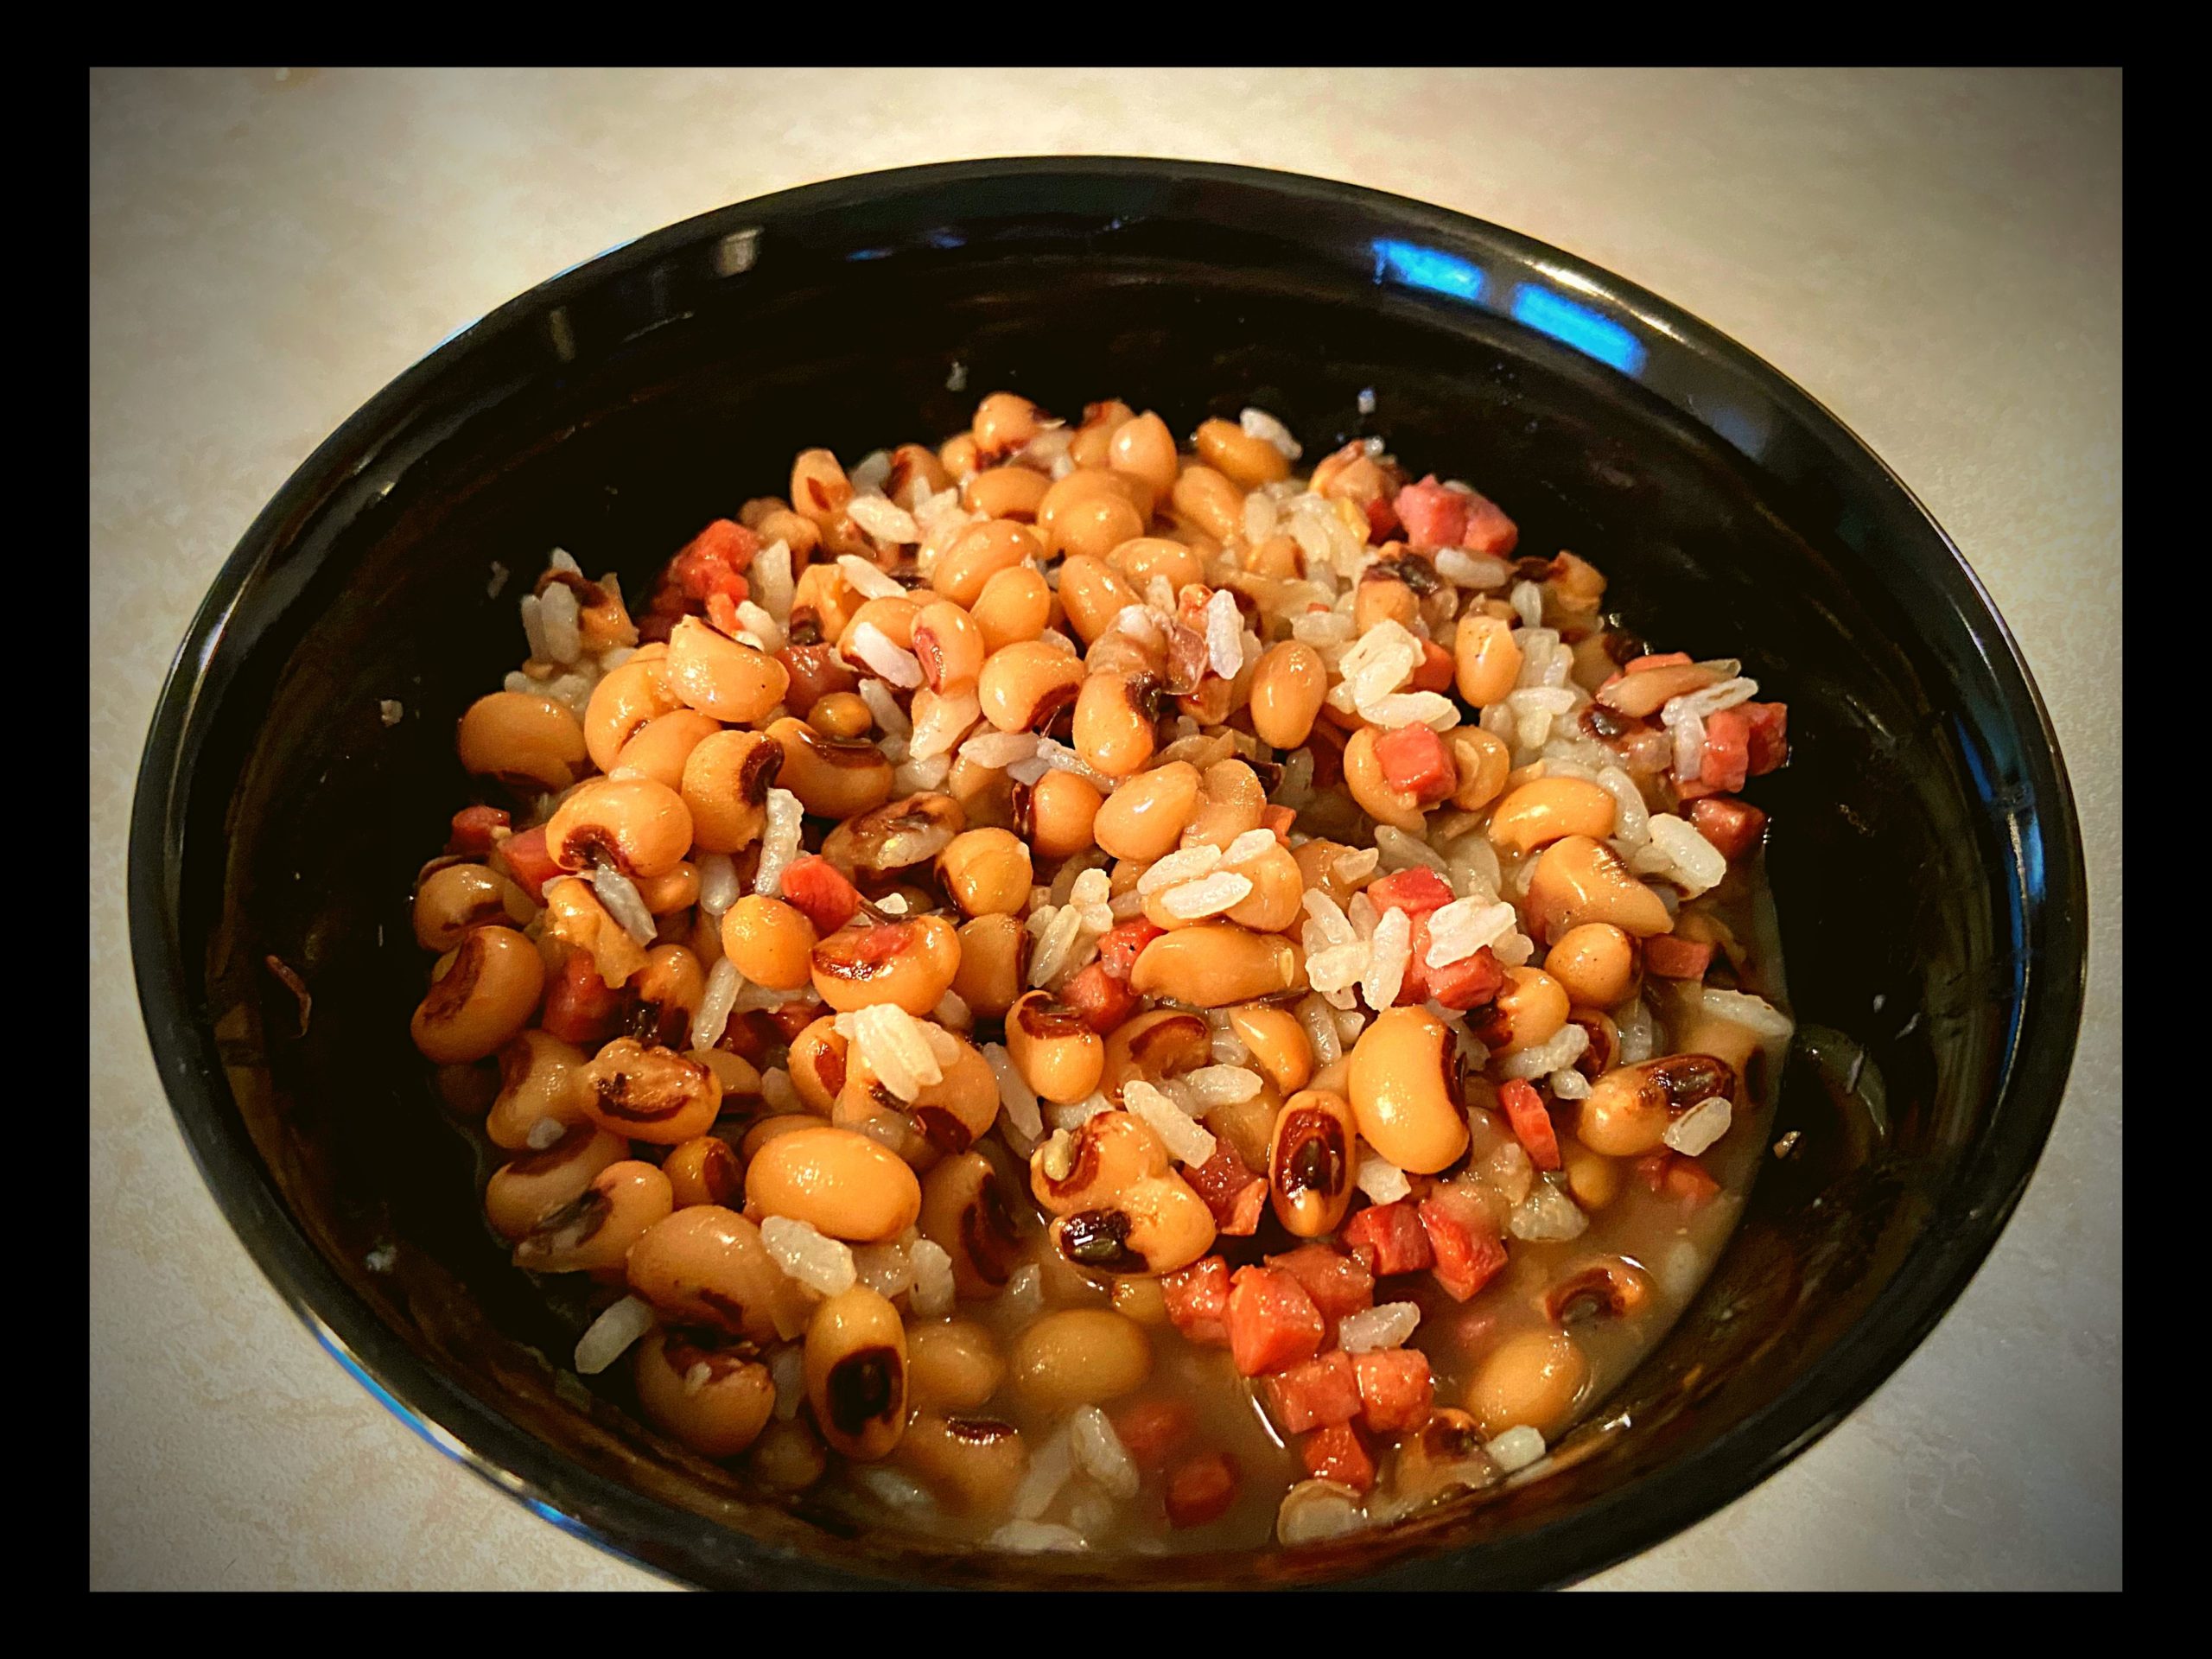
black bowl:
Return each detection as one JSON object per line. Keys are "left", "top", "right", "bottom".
{"left": 128, "top": 158, "right": 2087, "bottom": 1589}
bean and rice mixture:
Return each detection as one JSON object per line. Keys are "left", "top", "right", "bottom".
{"left": 409, "top": 392, "right": 1794, "bottom": 1554}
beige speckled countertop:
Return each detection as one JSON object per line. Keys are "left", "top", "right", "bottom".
{"left": 88, "top": 67, "right": 2122, "bottom": 1591}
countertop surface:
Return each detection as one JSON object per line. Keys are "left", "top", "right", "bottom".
{"left": 88, "top": 67, "right": 2121, "bottom": 1592}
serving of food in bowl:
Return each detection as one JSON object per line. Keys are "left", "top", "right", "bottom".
{"left": 130, "top": 158, "right": 2084, "bottom": 1587}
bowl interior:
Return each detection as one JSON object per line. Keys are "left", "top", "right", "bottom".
{"left": 132, "top": 161, "right": 2082, "bottom": 1588}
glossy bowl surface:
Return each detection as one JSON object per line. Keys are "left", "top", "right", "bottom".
{"left": 129, "top": 158, "right": 2086, "bottom": 1589}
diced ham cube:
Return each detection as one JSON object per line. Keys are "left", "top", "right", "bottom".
{"left": 1426, "top": 945, "right": 1505, "bottom": 1013}
{"left": 493, "top": 825, "right": 561, "bottom": 906}
{"left": 1108, "top": 1396, "right": 1197, "bottom": 1475}
{"left": 1300, "top": 1423, "right": 1376, "bottom": 1494}
{"left": 1265, "top": 1245, "right": 1376, "bottom": 1324}
{"left": 1745, "top": 701, "right": 1789, "bottom": 774}
{"left": 1699, "top": 707, "right": 1752, "bottom": 793}
{"left": 446, "top": 804, "right": 510, "bottom": 856}
{"left": 1459, "top": 491, "right": 1518, "bottom": 558}
{"left": 1418, "top": 1199, "right": 1509, "bottom": 1302}
{"left": 1160, "top": 1255, "right": 1232, "bottom": 1346}
{"left": 1187, "top": 1141, "right": 1268, "bottom": 1236}
{"left": 1365, "top": 867, "right": 1454, "bottom": 919}
{"left": 1689, "top": 796, "right": 1768, "bottom": 861}
{"left": 1351, "top": 1349, "right": 1436, "bottom": 1433}
{"left": 1498, "top": 1077, "right": 1562, "bottom": 1172}
{"left": 1262, "top": 804, "right": 1297, "bottom": 842}
{"left": 540, "top": 950, "right": 621, "bottom": 1046}
{"left": 777, "top": 855, "right": 861, "bottom": 935}
{"left": 1410, "top": 639, "right": 1456, "bottom": 694}
{"left": 1165, "top": 1452, "right": 1240, "bottom": 1529}
{"left": 1637, "top": 1152, "right": 1722, "bottom": 1205}
{"left": 1341, "top": 1199, "right": 1433, "bottom": 1277}
{"left": 1646, "top": 934, "right": 1715, "bottom": 979}
{"left": 1060, "top": 962, "right": 1140, "bottom": 1034}
{"left": 1262, "top": 1350, "right": 1364, "bottom": 1433}
{"left": 1393, "top": 476, "right": 1471, "bottom": 550}
{"left": 1225, "top": 1266, "right": 1326, "bottom": 1377}
{"left": 1097, "top": 918, "right": 1165, "bottom": 981}
{"left": 1625, "top": 652, "right": 1694, "bottom": 673}
{"left": 1374, "top": 724, "right": 1456, "bottom": 804}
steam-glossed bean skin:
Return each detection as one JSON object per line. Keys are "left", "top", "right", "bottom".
{"left": 410, "top": 390, "right": 1792, "bottom": 1553}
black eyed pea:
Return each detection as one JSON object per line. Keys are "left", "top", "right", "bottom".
{"left": 1193, "top": 417, "right": 1291, "bottom": 490}
{"left": 1527, "top": 836, "right": 1673, "bottom": 941}
{"left": 1341, "top": 728, "right": 1427, "bottom": 835}
{"left": 1108, "top": 412, "right": 1180, "bottom": 497}
{"left": 484, "top": 1125, "right": 629, "bottom": 1240}
{"left": 627, "top": 944, "right": 704, "bottom": 1051}
{"left": 791, "top": 563, "right": 865, "bottom": 643}
{"left": 1092, "top": 760, "right": 1202, "bottom": 861}
{"left": 1050, "top": 1173, "right": 1217, "bottom": 1276}
{"left": 1467, "top": 1327, "right": 1589, "bottom": 1439}
{"left": 1240, "top": 532, "right": 1305, "bottom": 579}
{"left": 767, "top": 716, "right": 895, "bottom": 821}
{"left": 918, "top": 1153, "right": 1026, "bottom": 1300}
{"left": 580, "top": 1037, "right": 721, "bottom": 1145}
{"left": 1224, "top": 842, "right": 1305, "bottom": 933}
{"left": 721, "top": 895, "right": 819, "bottom": 991}
{"left": 971, "top": 391, "right": 1043, "bottom": 461}
{"left": 1559, "top": 1137, "right": 1626, "bottom": 1211}
{"left": 1014, "top": 768, "right": 1103, "bottom": 862}
{"left": 748, "top": 1416, "right": 830, "bottom": 1492}
{"left": 1448, "top": 728, "right": 1514, "bottom": 812}
{"left": 633, "top": 1328, "right": 776, "bottom": 1459}
{"left": 977, "top": 639, "right": 1084, "bottom": 734}
{"left": 787, "top": 1016, "right": 849, "bottom": 1115}
{"left": 511, "top": 1159, "right": 672, "bottom": 1274}
{"left": 1568, "top": 1010, "right": 1620, "bottom": 1082}
{"left": 951, "top": 912, "right": 1028, "bottom": 1020}
{"left": 1669, "top": 1010, "right": 1764, "bottom": 1077}
{"left": 844, "top": 1033, "right": 1000, "bottom": 1157}
{"left": 1203, "top": 1089, "right": 1281, "bottom": 1177}
{"left": 933, "top": 518, "right": 1043, "bottom": 607}
{"left": 486, "top": 1028, "right": 592, "bottom": 1151}
{"left": 1039, "top": 470, "right": 1150, "bottom": 561}
{"left": 1353, "top": 570, "right": 1420, "bottom": 634}
{"left": 1475, "top": 966, "right": 1572, "bottom": 1058}
{"left": 897, "top": 1414, "right": 1029, "bottom": 1515}
{"left": 1347, "top": 1007, "right": 1470, "bottom": 1174}
{"left": 1545, "top": 922, "right": 1639, "bottom": 1008}
{"left": 1009, "top": 1307, "right": 1154, "bottom": 1411}
{"left": 906, "top": 1316, "right": 1010, "bottom": 1411}
{"left": 961, "top": 464, "right": 1049, "bottom": 522}
{"left": 1488, "top": 777, "right": 1619, "bottom": 854}
{"left": 1098, "top": 1008, "right": 1211, "bottom": 1105}
{"left": 887, "top": 441, "right": 954, "bottom": 506}
{"left": 911, "top": 600, "right": 987, "bottom": 695}
{"left": 1073, "top": 671, "right": 1163, "bottom": 779}
{"left": 1183, "top": 759, "right": 1268, "bottom": 853}
{"left": 665, "top": 615, "right": 791, "bottom": 725}
{"left": 1127, "top": 925, "right": 1301, "bottom": 1009}
{"left": 1110, "top": 1275, "right": 1172, "bottom": 1325}
{"left": 790, "top": 446, "right": 855, "bottom": 525}
{"left": 1169, "top": 464, "right": 1246, "bottom": 543}
{"left": 1055, "top": 554, "right": 1142, "bottom": 645}
{"left": 545, "top": 774, "right": 694, "bottom": 879}
{"left": 1029, "top": 1108, "right": 1171, "bottom": 1216}
{"left": 809, "top": 913, "right": 963, "bottom": 1017}
{"left": 805, "top": 1285, "right": 909, "bottom": 1460}
{"left": 741, "top": 1114, "right": 824, "bottom": 1159}
{"left": 410, "top": 925, "right": 546, "bottom": 1065}
{"left": 626, "top": 1205, "right": 804, "bottom": 1344}
{"left": 1573, "top": 1053, "right": 1738, "bottom": 1158}
{"left": 412, "top": 861, "right": 534, "bottom": 954}
{"left": 664, "top": 1134, "right": 745, "bottom": 1209}
{"left": 541, "top": 878, "right": 647, "bottom": 989}
{"left": 970, "top": 564, "right": 1053, "bottom": 654}
{"left": 1228, "top": 1003, "right": 1315, "bottom": 1096}
{"left": 1005, "top": 990, "right": 1107, "bottom": 1105}
{"left": 1249, "top": 641, "right": 1328, "bottom": 751}
{"left": 632, "top": 861, "right": 701, "bottom": 917}
{"left": 456, "top": 690, "right": 588, "bottom": 791}
{"left": 744, "top": 1124, "right": 923, "bottom": 1242}
{"left": 1454, "top": 612, "right": 1525, "bottom": 709}
{"left": 583, "top": 654, "right": 686, "bottom": 775}
{"left": 830, "top": 1095, "right": 938, "bottom": 1170}
{"left": 1541, "top": 1254, "right": 1655, "bottom": 1325}
{"left": 613, "top": 708, "right": 723, "bottom": 793}
{"left": 1108, "top": 534, "right": 1205, "bottom": 594}
{"left": 690, "top": 1046, "right": 762, "bottom": 1099}
{"left": 1268, "top": 1088, "right": 1359, "bottom": 1238}
{"left": 809, "top": 690, "right": 874, "bottom": 740}
{"left": 836, "top": 594, "right": 923, "bottom": 665}
{"left": 681, "top": 728, "right": 785, "bottom": 855}
{"left": 936, "top": 828, "right": 1033, "bottom": 918}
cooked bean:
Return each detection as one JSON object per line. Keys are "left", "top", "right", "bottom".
{"left": 633, "top": 1327, "right": 775, "bottom": 1459}
{"left": 745, "top": 1124, "right": 922, "bottom": 1242}
{"left": 1341, "top": 728, "right": 1426, "bottom": 834}
{"left": 767, "top": 715, "right": 895, "bottom": 820}
{"left": 1056, "top": 555, "right": 1141, "bottom": 645}
{"left": 413, "top": 862, "right": 532, "bottom": 953}
{"left": 950, "top": 913, "right": 1027, "bottom": 1020}
{"left": 1067, "top": 400, "right": 1135, "bottom": 470}
{"left": 1169, "top": 464, "right": 1245, "bottom": 543}
{"left": 1039, "top": 467, "right": 1151, "bottom": 543}
{"left": 541, "top": 877, "right": 647, "bottom": 990}
{"left": 1574, "top": 1053, "right": 1737, "bottom": 1158}
{"left": 1097, "top": 1009, "right": 1211, "bottom": 1106}
{"left": 584, "top": 656, "right": 685, "bottom": 774}
{"left": 1489, "top": 777, "right": 1619, "bottom": 854}
{"left": 633, "top": 861, "right": 701, "bottom": 916}
{"left": 1224, "top": 842, "right": 1305, "bottom": 933}
{"left": 906, "top": 1317, "right": 1008, "bottom": 1410}
{"left": 1005, "top": 990, "right": 1107, "bottom": 1104}
{"left": 810, "top": 914, "right": 962, "bottom": 1017}
{"left": 970, "top": 565, "right": 1052, "bottom": 653}
{"left": 971, "top": 392, "right": 1042, "bottom": 460}
{"left": 898, "top": 1414, "right": 1028, "bottom": 1514}
{"left": 1454, "top": 613, "right": 1524, "bottom": 708}
{"left": 1527, "top": 836, "right": 1673, "bottom": 939}
{"left": 977, "top": 639, "right": 1084, "bottom": 734}
{"left": 1248, "top": 642, "right": 1326, "bottom": 751}
{"left": 1545, "top": 923, "right": 1638, "bottom": 1008}
{"left": 1052, "top": 1173, "right": 1217, "bottom": 1275}
{"left": 411, "top": 925, "right": 546, "bottom": 1064}
{"left": 484, "top": 1125, "right": 627, "bottom": 1239}
{"left": 613, "top": 709, "right": 721, "bottom": 791}
{"left": 485, "top": 1029, "right": 591, "bottom": 1150}
{"left": 1018, "top": 768, "right": 1103, "bottom": 861}
{"left": 1194, "top": 418, "right": 1291, "bottom": 490}
{"left": 1269, "top": 1088, "right": 1358, "bottom": 1237}
{"left": 664, "top": 1134, "right": 744, "bottom": 1209}
{"left": 963, "top": 466, "right": 1050, "bottom": 523}
{"left": 755, "top": 505, "right": 822, "bottom": 561}
{"left": 457, "top": 691, "right": 587, "bottom": 791}
{"left": 1559, "top": 1139, "right": 1625, "bottom": 1211}
{"left": 1228, "top": 1004, "right": 1314, "bottom": 1096}
{"left": 741, "top": 1114, "right": 823, "bottom": 1159}
{"left": 629, "top": 944, "right": 705, "bottom": 1049}
{"left": 886, "top": 442, "right": 953, "bottom": 505}
{"left": 1092, "top": 760, "right": 1201, "bottom": 861}
{"left": 785, "top": 1016, "right": 849, "bottom": 1115}
{"left": 918, "top": 1153, "right": 1025, "bottom": 1300}
{"left": 1073, "top": 671, "right": 1161, "bottom": 778}
{"left": 842, "top": 1033, "right": 998, "bottom": 1157}
{"left": 1109, "top": 535, "right": 1204, "bottom": 594}
{"left": 791, "top": 563, "right": 864, "bottom": 644}
{"left": 1447, "top": 728, "right": 1513, "bottom": 811}
{"left": 912, "top": 601, "right": 987, "bottom": 694}
{"left": 1128, "top": 925, "right": 1300, "bottom": 1008}
{"left": 665, "top": 616, "right": 790, "bottom": 724}
{"left": 690, "top": 1046, "right": 761, "bottom": 1098}
{"left": 806, "top": 1285, "right": 909, "bottom": 1459}
{"left": 721, "top": 895, "right": 819, "bottom": 990}
{"left": 1346, "top": 1007, "right": 1469, "bottom": 1174}
{"left": 1478, "top": 966, "right": 1571, "bottom": 1057}
{"left": 1010, "top": 1308, "right": 1153, "bottom": 1410}
{"left": 749, "top": 1418, "right": 830, "bottom": 1493}
{"left": 937, "top": 828, "right": 1033, "bottom": 918}
{"left": 512, "top": 1159, "right": 671, "bottom": 1273}
{"left": 546, "top": 775, "right": 693, "bottom": 878}
{"left": 934, "top": 519, "right": 1041, "bottom": 607}
{"left": 1107, "top": 412, "right": 1179, "bottom": 496}
{"left": 790, "top": 447, "right": 855, "bottom": 524}
{"left": 626, "top": 1205, "right": 800, "bottom": 1343}
{"left": 581, "top": 1037, "right": 721, "bottom": 1144}
{"left": 810, "top": 690, "right": 874, "bottom": 740}
{"left": 1467, "top": 1328, "right": 1588, "bottom": 1438}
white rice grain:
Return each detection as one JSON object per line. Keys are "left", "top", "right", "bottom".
{"left": 574, "top": 1295, "right": 656, "bottom": 1376}
{"left": 1124, "top": 1083, "right": 1217, "bottom": 1167}
{"left": 1510, "top": 580, "right": 1544, "bottom": 628}
{"left": 1662, "top": 1096, "right": 1734, "bottom": 1156}
{"left": 909, "top": 1240, "right": 956, "bottom": 1318}
{"left": 845, "top": 499, "right": 919, "bottom": 549}
{"left": 591, "top": 864, "right": 658, "bottom": 946}
{"left": 859, "top": 676, "right": 910, "bottom": 738}
{"left": 540, "top": 581, "right": 583, "bottom": 664}
{"left": 760, "top": 1216, "right": 858, "bottom": 1296}
{"left": 693, "top": 956, "right": 741, "bottom": 1050}
{"left": 849, "top": 621, "right": 925, "bottom": 689}
{"left": 1205, "top": 588, "right": 1242, "bottom": 680}
{"left": 1361, "top": 906, "right": 1411, "bottom": 1013}
{"left": 1508, "top": 1182, "right": 1590, "bottom": 1243}
{"left": 697, "top": 853, "right": 740, "bottom": 918}
{"left": 1013, "top": 1424, "right": 1075, "bottom": 1519}
{"left": 1498, "top": 1021, "right": 1589, "bottom": 1081}
{"left": 753, "top": 789, "right": 804, "bottom": 896}
{"left": 753, "top": 539, "right": 795, "bottom": 619}
{"left": 853, "top": 1242, "right": 916, "bottom": 1300}
{"left": 1486, "top": 1426, "right": 1548, "bottom": 1473}
{"left": 1355, "top": 1150, "right": 1412, "bottom": 1205}
{"left": 1158, "top": 870, "right": 1252, "bottom": 921}
{"left": 1239, "top": 406, "right": 1302, "bottom": 461}
{"left": 1070, "top": 1405, "right": 1141, "bottom": 1499}
{"left": 1338, "top": 1301, "right": 1421, "bottom": 1353}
